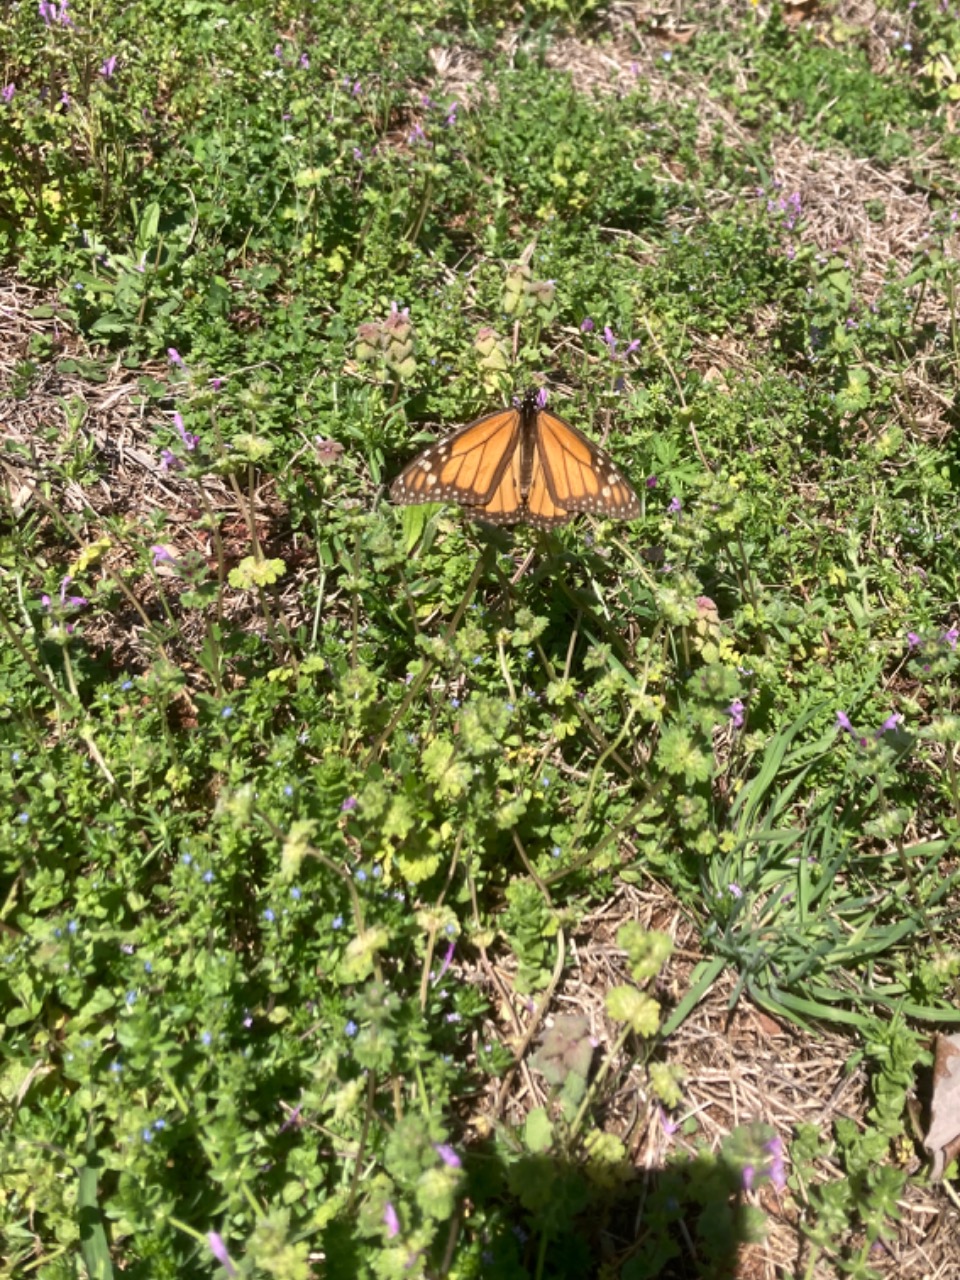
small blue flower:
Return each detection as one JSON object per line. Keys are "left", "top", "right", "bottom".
{"left": 283, "top": 784, "right": 293, "bottom": 797}
{"left": 263, "top": 908, "right": 275, "bottom": 923}
{"left": 153, "top": 1118, "right": 167, "bottom": 1130}
{"left": 17, "top": 812, "right": 28, "bottom": 824}
{"left": 355, "top": 869, "right": 367, "bottom": 883}
{"left": 143, "top": 1127, "right": 154, "bottom": 1142}
{"left": 110, "top": 1060, "right": 123, "bottom": 1074}
{"left": 202, "top": 870, "right": 214, "bottom": 883}
{"left": 221, "top": 706, "right": 234, "bottom": 719}
{"left": 332, "top": 914, "right": 343, "bottom": 929}
{"left": 201, "top": 1030, "right": 212, "bottom": 1046}
{"left": 126, "top": 991, "right": 136, "bottom": 1006}
{"left": 291, "top": 887, "right": 301, "bottom": 900}
{"left": 67, "top": 920, "right": 78, "bottom": 935}
{"left": 345, "top": 1020, "right": 358, "bottom": 1037}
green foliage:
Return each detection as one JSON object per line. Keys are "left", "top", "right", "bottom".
{"left": 1, "top": 0, "right": 958, "bottom": 1276}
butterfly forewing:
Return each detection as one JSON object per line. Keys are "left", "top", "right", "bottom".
{"left": 536, "top": 410, "right": 641, "bottom": 519}
{"left": 390, "top": 408, "right": 520, "bottom": 506}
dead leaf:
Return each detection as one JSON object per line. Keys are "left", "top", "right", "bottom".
{"left": 924, "top": 1033, "right": 960, "bottom": 1179}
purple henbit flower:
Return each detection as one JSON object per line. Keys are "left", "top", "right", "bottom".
{"left": 383, "top": 1203, "right": 400, "bottom": 1238}
{"left": 944, "top": 626, "right": 958, "bottom": 650}
{"left": 877, "top": 713, "right": 902, "bottom": 737}
{"left": 435, "top": 940, "right": 455, "bottom": 983}
{"left": 445, "top": 102, "right": 459, "bottom": 126}
{"left": 168, "top": 347, "right": 184, "bottom": 366}
{"left": 2, "top": 84, "right": 14, "bottom": 103}
{"left": 408, "top": 123, "right": 425, "bottom": 144}
{"left": 173, "top": 411, "right": 199, "bottom": 451}
{"left": 659, "top": 1107, "right": 679, "bottom": 1136}
{"left": 299, "top": 53, "right": 309, "bottom": 69}
{"left": 742, "top": 1164, "right": 755, "bottom": 1191}
{"left": 646, "top": 475, "right": 657, "bottom": 488}
{"left": 765, "top": 1136, "right": 787, "bottom": 1190}
{"left": 668, "top": 497, "right": 682, "bottom": 514}
{"left": 207, "top": 1233, "right": 236, "bottom": 1277}
{"left": 100, "top": 55, "right": 117, "bottom": 78}
{"left": 906, "top": 631, "right": 921, "bottom": 649}
{"left": 580, "top": 317, "right": 594, "bottom": 333}
{"left": 624, "top": 338, "right": 641, "bottom": 357}
{"left": 273, "top": 44, "right": 283, "bottom": 59}
{"left": 728, "top": 883, "right": 743, "bottom": 900}
{"left": 835, "top": 711, "right": 854, "bottom": 735}
{"left": 602, "top": 325, "right": 617, "bottom": 356}
{"left": 160, "top": 448, "right": 182, "bottom": 472}
{"left": 341, "top": 796, "right": 357, "bottom": 812}
{"left": 727, "top": 699, "right": 745, "bottom": 729}
{"left": 435, "top": 1143, "right": 462, "bottom": 1168}
{"left": 535, "top": 387, "right": 549, "bottom": 410}
{"left": 151, "top": 545, "right": 175, "bottom": 567}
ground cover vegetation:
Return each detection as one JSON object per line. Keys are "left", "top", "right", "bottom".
{"left": 2, "top": 0, "right": 960, "bottom": 1276}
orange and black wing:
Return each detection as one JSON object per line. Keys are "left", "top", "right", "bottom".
{"left": 391, "top": 395, "right": 639, "bottom": 527}
{"left": 533, "top": 407, "right": 641, "bottom": 521}
{"left": 390, "top": 406, "right": 521, "bottom": 512}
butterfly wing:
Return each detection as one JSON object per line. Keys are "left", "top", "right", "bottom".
{"left": 390, "top": 407, "right": 521, "bottom": 509}
{"left": 390, "top": 395, "right": 640, "bottom": 527}
{"left": 534, "top": 408, "right": 640, "bottom": 520}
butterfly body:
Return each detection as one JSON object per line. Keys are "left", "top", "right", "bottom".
{"left": 390, "top": 390, "right": 640, "bottom": 528}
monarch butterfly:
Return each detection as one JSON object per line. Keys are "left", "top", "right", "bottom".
{"left": 390, "top": 389, "right": 640, "bottom": 528}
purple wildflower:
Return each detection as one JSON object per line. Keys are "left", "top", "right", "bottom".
{"left": 383, "top": 1203, "right": 400, "bottom": 1238}
{"left": 435, "top": 940, "right": 455, "bottom": 982}
{"left": 765, "top": 1136, "right": 787, "bottom": 1190}
{"left": 727, "top": 699, "right": 745, "bottom": 729}
{"left": 273, "top": 44, "right": 283, "bottom": 59}
{"left": 876, "top": 713, "right": 902, "bottom": 737}
{"left": 906, "top": 631, "right": 921, "bottom": 649}
{"left": 742, "top": 1164, "right": 755, "bottom": 1191}
{"left": 728, "top": 883, "right": 743, "bottom": 900}
{"left": 668, "top": 497, "right": 682, "bottom": 514}
{"left": 172, "top": 412, "right": 199, "bottom": 451}
{"left": 151, "top": 545, "right": 175, "bottom": 567}
{"left": 659, "top": 1107, "right": 679, "bottom": 1136}
{"left": 602, "top": 325, "right": 617, "bottom": 356}
{"left": 435, "top": 1143, "right": 461, "bottom": 1168}
{"left": 207, "top": 1233, "right": 236, "bottom": 1277}
{"left": 160, "top": 448, "right": 182, "bottom": 472}
{"left": 408, "top": 123, "right": 425, "bottom": 145}
{"left": 944, "top": 626, "right": 958, "bottom": 650}
{"left": 580, "top": 317, "right": 594, "bottom": 332}
{"left": 299, "top": 53, "right": 310, "bottom": 69}
{"left": 445, "top": 102, "right": 459, "bottom": 126}
{"left": 535, "top": 387, "right": 549, "bottom": 410}
{"left": 100, "top": 55, "right": 117, "bottom": 78}
{"left": 341, "top": 796, "right": 357, "bottom": 812}
{"left": 835, "top": 711, "right": 854, "bottom": 735}
{"left": 646, "top": 475, "right": 657, "bottom": 488}
{"left": 167, "top": 347, "right": 184, "bottom": 366}
{"left": 2, "top": 84, "right": 14, "bottom": 103}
